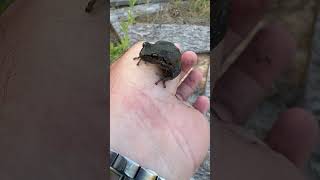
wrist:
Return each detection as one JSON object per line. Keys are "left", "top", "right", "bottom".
{"left": 110, "top": 114, "right": 196, "bottom": 180}
{"left": 110, "top": 149, "right": 166, "bottom": 179}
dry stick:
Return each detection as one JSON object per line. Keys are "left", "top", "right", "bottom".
{"left": 218, "top": 20, "right": 267, "bottom": 80}
{"left": 179, "top": 21, "right": 267, "bottom": 93}
{"left": 177, "top": 21, "right": 267, "bottom": 115}
{"left": 212, "top": 20, "right": 267, "bottom": 121}
{"left": 178, "top": 67, "right": 193, "bottom": 87}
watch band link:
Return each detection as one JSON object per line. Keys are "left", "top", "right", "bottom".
{"left": 110, "top": 150, "right": 165, "bottom": 180}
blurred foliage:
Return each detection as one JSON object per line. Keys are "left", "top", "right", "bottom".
{"left": 110, "top": 0, "right": 137, "bottom": 63}
{"left": 110, "top": 0, "right": 209, "bottom": 63}
{"left": 0, "top": 0, "right": 14, "bottom": 15}
{"left": 189, "top": 0, "right": 210, "bottom": 17}
{"left": 171, "top": 0, "right": 209, "bottom": 17}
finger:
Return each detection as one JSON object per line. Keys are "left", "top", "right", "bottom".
{"left": 223, "top": 0, "right": 271, "bottom": 56}
{"left": 229, "top": 0, "right": 270, "bottom": 36}
{"left": 172, "top": 43, "right": 196, "bottom": 81}
{"left": 180, "top": 51, "right": 198, "bottom": 80}
{"left": 174, "top": 43, "right": 182, "bottom": 52}
{"left": 213, "top": 24, "right": 296, "bottom": 124}
{"left": 265, "top": 108, "right": 319, "bottom": 168}
{"left": 176, "top": 69, "right": 202, "bottom": 101}
{"left": 193, "top": 96, "right": 210, "bottom": 114}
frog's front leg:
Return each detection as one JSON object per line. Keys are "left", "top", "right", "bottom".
{"left": 155, "top": 77, "right": 171, "bottom": 88}
{"left": 133, "top": 57, "right": 142, "bottom": 66}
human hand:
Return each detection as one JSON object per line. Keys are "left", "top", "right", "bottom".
{"left": 213, "top": 0, "right": 319, "bottom": 179}
{"left": 110, "top": 42, "right": 210, "bottom": 180}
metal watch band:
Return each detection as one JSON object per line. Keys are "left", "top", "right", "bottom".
{"left": 110, "top": 149, "right": 165, "bottom": 180}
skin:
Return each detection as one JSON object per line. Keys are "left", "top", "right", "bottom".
{"left": 110, "top": 0, "right": 319, "bottom": 180}
{"left": 213, "top": 0, "right": 319, "bottom": 179}
{"left": 111, "top": 35, "right": 318, "bottom": 180}
{"left": 134, "top": 41, "right": 182, "bottom": 88}
{"left": 111, "top": 42, "right": 210, "bottom": 180}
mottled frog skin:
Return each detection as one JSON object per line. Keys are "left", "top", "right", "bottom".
{"left": 134, "top": 41, "right": 182, "bottom": 88}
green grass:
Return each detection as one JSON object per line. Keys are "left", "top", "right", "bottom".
{"left": 110, "top": 0, "right": 137, "bottom": 63}
{"left": 170, "top": 0, "right": 209, "bottom": 17}
{"left": 109, "top": 0, "right": 209, "bottom": 63}
{"left": 189, "top": 0, "right": 210, "bottom": 17}
{"left": 0, "top": 0, "right": 14, "bottom": 15}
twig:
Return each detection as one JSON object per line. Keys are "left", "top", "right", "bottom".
{"left": 217, "top": 20, "right": 268, "bottom": 80}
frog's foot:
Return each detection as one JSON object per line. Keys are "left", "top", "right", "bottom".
{"left": 162, "top": 81, "right": 167, "bottom": 88}
{"left": 155, "top": 79, "right": 165, "bottom": 88}
{"left": 155, "top": 77, "right": 170, "bottom": 88}
{"left": 133, "top": 57, "right": 142, "bottom": 66}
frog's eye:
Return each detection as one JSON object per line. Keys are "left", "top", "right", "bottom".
{"left": 142, "top": 42, "right": 148, "bottom": 47}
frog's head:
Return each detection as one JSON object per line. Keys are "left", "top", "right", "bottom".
{"left": 140, "top": 42, "right": 155, "bottom": 56}
{"left": 139, "top": 41, "right": 180, "bottom": 68}
{"left": 138, "top": 42, "right": 163, "bottom": 64}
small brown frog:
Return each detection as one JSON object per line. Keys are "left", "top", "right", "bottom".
{"left": 134, "top": 41, "right": 182, "bottom": 88}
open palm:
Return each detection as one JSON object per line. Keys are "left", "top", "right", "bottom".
{"left": 110, "top": 42, "right": 210, "bottom": 180}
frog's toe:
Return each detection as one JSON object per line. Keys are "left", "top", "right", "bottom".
{"left": 155, "top": 78, "right": 162, "bottom": 86}
{"left": 162, "top": 81, "right": 166, "bottom": 88}
{"left": 134, "top": 57, "right": 142, "bottom": 65}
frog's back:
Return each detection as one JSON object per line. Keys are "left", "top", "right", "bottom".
{"left": 155, "top": 41, "right": 178, "bottom": 52}
{"left": 155, "top": 41, "right": 181, "bottom": 62}
{"left": 155, "top": 41, "right": 181, "bottom": 79}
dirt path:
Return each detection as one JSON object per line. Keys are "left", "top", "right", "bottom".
{"left": 0, "top": 0, "right": 107, "bottom": 179}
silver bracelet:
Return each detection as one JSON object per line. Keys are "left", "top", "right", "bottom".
{"left": 110, "top": 149, "right": 165, "bottom": 180}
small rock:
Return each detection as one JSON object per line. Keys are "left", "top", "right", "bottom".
{"left": 110, "top": 3, "right": 164, "bottom": 23}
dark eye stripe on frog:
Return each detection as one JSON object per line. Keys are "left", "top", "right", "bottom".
{"left": 142, "top": 42, "right": 150, "bottom": 47}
